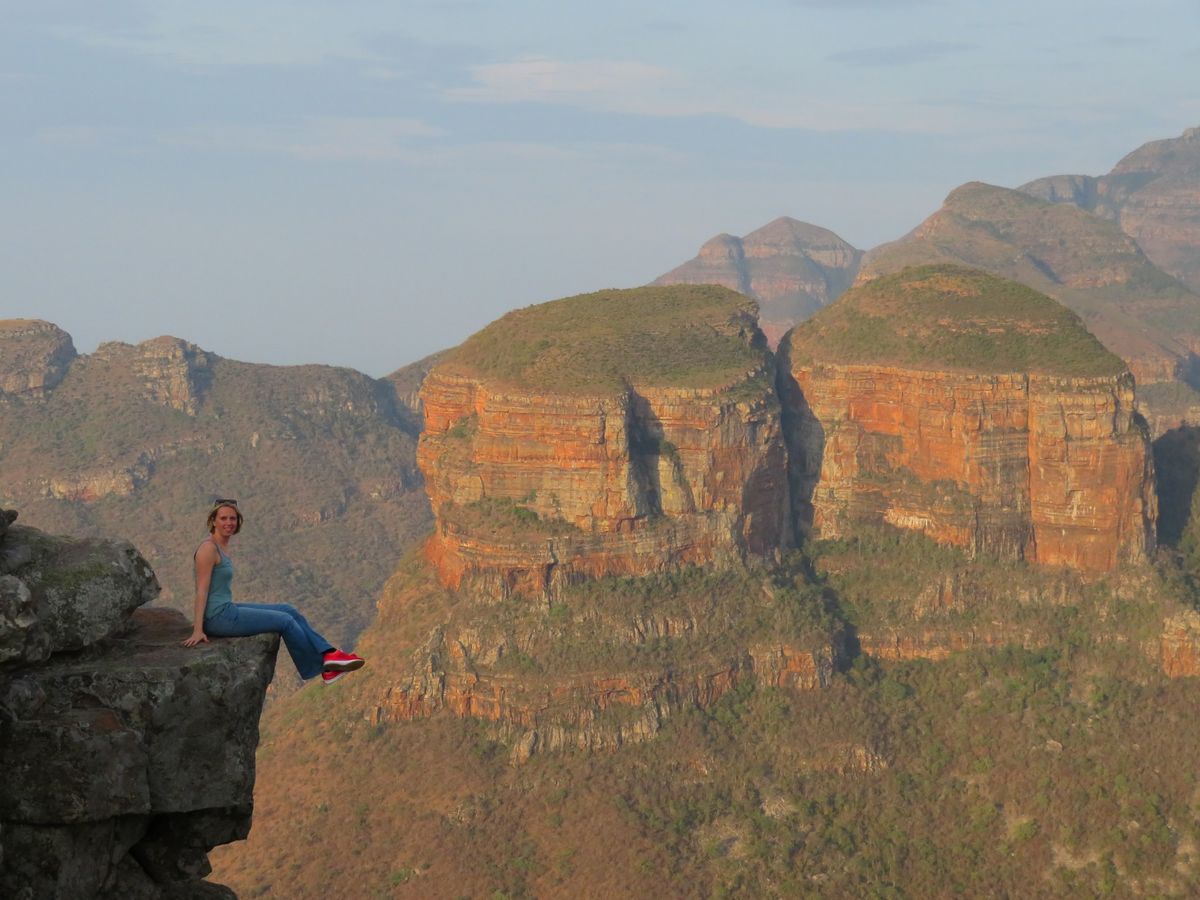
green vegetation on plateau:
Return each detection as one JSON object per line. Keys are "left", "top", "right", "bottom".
{"left": 443, "top": 285, "right": 767, "bottom": 394}
{"left": 784, "top": 265, "right": 1126, "bottom": 378}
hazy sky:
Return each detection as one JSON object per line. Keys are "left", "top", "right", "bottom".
{"left": 3, "top": 1, "right": 1198, "bottom": 376}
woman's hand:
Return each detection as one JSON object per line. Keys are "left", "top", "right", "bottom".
{"left": 182, "top": 628, "right": 209, "bottom": 648}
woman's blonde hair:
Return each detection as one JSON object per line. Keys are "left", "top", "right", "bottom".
{"left": 206, "top": 500, "right": 244, "bottom": 535}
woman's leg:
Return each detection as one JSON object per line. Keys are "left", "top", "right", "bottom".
{"left": 205, "top": 603, "right": 332, "bottom": 680}
{"left": 235, "top": 602, "right": 334, "bottom": 652}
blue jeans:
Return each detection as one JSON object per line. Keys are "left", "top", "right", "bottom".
{"left": 205, "top": 602, "right": 333, "bottom": 680}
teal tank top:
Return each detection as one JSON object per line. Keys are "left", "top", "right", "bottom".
{"left": 202, "top": 542, "right": 234, "bottom": 620}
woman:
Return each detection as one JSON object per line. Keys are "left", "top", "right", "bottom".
{"left": 183, "top": 499, "right": 365, "bottom": 685}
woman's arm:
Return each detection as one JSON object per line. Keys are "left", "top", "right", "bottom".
{"left": 184, "top": 542, "right": 217, "bottom": 647}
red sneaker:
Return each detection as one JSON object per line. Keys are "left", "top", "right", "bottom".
{"left": 323, "top": 649, "right": 366, "bottom": 672}
{"left": 322, "top": 670, "right": 346, "bottom": 685}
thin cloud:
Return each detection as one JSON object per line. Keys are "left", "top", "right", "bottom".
{"left": 35, "top": 126, "right": 110, "bottom": 147}
{"left": 789, "top": 0, "right": 933, "bottom": 6}
{"left": 165, "top": 117, "right": 445, "bottom": 161}
{"left": 448, "top": 57, "right": 677, "bottom": 104}
{"left": 828, "top": 40, "right": 973, "bottom": 67}
{"left": 447, "top": 56, "right": 972, "bottom": 134}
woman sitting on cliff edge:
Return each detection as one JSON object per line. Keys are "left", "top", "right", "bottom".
{"left": 182, "top": 499, "right": 365, "bottom": 685}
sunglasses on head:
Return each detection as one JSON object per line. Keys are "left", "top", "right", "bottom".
{"left": 213, "top": 498, "right": 239, "bottom": 507}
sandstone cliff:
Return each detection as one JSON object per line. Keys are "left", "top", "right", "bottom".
{"left": 354, "top": 286, "right": 855, "bottom": 758}
{"left": 654, "top": 218, "right": 862, "bottom": 348}
{"left": 782, "top": 266, "right": 1156, "bottom": 576}
{"left": 418, "top": 285, "right": 792, "bottom": 599}
{"left": 363, "top": 553, "right": 842, "bottom": 761}
{"left": 0, "top": 511, "right": 279, "bottom": 897}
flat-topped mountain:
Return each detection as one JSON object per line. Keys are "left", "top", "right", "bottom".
{"left": 787, "top": 263, "right": 1124, "bottom": 378}
{"left": 439, "top": 284, "right": 766, "bottom": 394}
{"left": 1021, "top": 125, "right": 1200, "bottom": 294}
{"left": 419, "top": 285, "right": 791, "bottom": 596}
{"left": 857, "top": 182, "right": 1200, "bottom": 389}
{"left": 781, "top": 265, "right": 1156, "bottom": 574}
{"left": 653, "top": 218, "right": 862, "bottom": 348}
{"left": 0, "top": 322, "right": 432, "bottom": 654}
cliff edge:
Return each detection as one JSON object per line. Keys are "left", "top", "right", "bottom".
{"left": 0, "top": 511, "right": 280, "bottom": 898}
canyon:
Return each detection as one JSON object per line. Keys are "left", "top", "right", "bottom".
{"left": 212, "top": 268, "right": 1200, "bottom": 900}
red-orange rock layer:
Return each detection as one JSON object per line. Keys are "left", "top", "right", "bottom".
{"left": 418, "top": 369, "right": 791, "bottom": 595}
{"left": 786, "top": 362, "right": 1155, "bottom": 575}
{"left": 859, "top": 625, "right": 1034, "bottom": 662}
{"left": 1161, "top": 611, "right": 1200, "bottom": 678}
{"left": 368, "top": 642, "right": 833, "bottom": 754}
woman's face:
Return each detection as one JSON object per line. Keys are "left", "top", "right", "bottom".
{"left": 213, "top": 505, "right": 239, "bottom": 538}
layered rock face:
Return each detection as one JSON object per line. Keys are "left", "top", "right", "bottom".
{"left": 782, "top": 266, "right": 1156, "bottom": 576}
{"left": 132, "top": 336, "right": 213, "bottom": 415}
{"left": 0, "top": 511, "right": 279, "bottom": 897}
{"left": 362, "top": 559, "right": 842, "bottom": 761}
{"left": 0, "top": 319, "right": 77, "bottom": 399}
{"left": 655, "top": 218, "right": 862, "bottom": 348}
{"left": 419, "top": 286, "right": 791, "bottom": 598}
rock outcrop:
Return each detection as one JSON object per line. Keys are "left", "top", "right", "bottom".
{"left": 418, "top": 285, "right": 792, "bottom": 598}
{"left": 782, "top": 266, "right": 1156, "bottom": 576}
{"left": 0, "top": 320, "right": 77, "bottom": 400}
{"left": 134, "top": 336, "right": 213, "bottom": 416}
{"left": 1161, "top": 610, "right": 1200, "bottom": 678}
{"left": 654, "top": 218, "right": 862, "bottom": 348}
{"left": 363, "top": 559, "right": 842, "bottom": 761}
{"left": 0, "top": 512, "right": 279, "bottom": 897}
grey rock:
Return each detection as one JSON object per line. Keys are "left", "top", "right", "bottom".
{"left": 0, "top": 524, "right": 159, "bottom": 667}
{"left": 0, "top": 549, "right": 278, "bottom": 899}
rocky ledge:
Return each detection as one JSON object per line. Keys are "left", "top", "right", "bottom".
{"left": 0, "top": 512, "right": 279, "bottom": 898}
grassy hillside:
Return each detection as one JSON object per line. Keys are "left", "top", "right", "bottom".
{"left": 441, "top": 285, "right": 767, "bottom": 394}
{"left": 0, "top": 338, "right": 432, "bottom": 655}
{"left": 783, "top": 265, "right": 1125, "bottom": 378}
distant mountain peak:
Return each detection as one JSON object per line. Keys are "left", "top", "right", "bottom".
{"left": 654, "top": 218, "right": 862, "bottom": 347}
{"left": 1019, "top": 125, "right": 1200, "bottom": 295}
